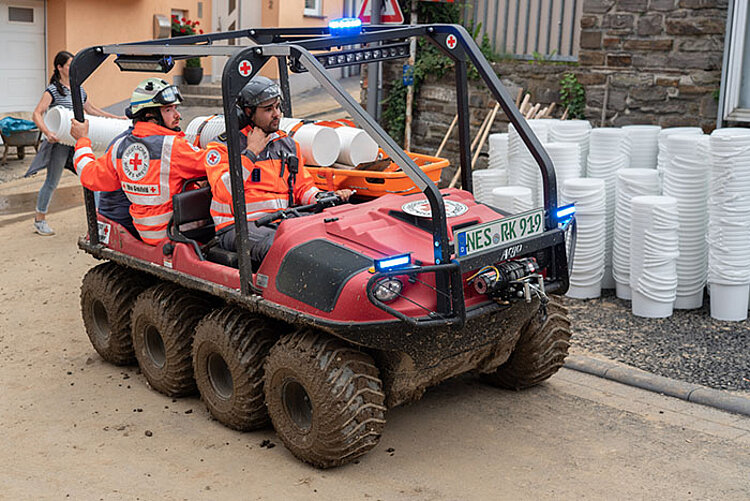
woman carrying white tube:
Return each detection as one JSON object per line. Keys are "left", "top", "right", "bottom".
{"left": 30, "top": 50, "right": 124, "bottom": 236}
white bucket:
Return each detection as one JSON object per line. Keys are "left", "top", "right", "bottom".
{"left": 674, "top": 290, "right": 704, "bottom": 310}
{"left": 709, "top": 283, "right": 750, "bottom": 321}
{"left": 45, "top": 106, "right": 132, "bottom": 151}
{"left": 632, "top": 290, "right": 674, "bottom": 318}
{"left": 566, "top": 283, "right": 602, "bottom": 299}
{"left": 615, "top": 282, "right": 632, "bottom": 300}
{"left": 184, "top": 115, "right": 225, "bottom": 148}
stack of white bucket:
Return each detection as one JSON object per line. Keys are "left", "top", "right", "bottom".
{"left": 490, "top": 186, "right": 534, "bottom": 213}
{"left": 488, "top": 133, "right": 509, "bottom": 183}
{"left": 707, "top": 128, "right": 750, "bottom": 321}
{"left": 44, "top": 107, "right": 131, "bottom": 151}
{"left": 622, "top": 125, "right": 661, "bottom": 169}
{"left": 662, "top": 134, "right": 710, "bottom": 309}
{"left": 473, "top": 169, "right": 507, "bottom": 204}
{"left": 508, "top": 120, "right": 551, "bottom": 206}
{"left": 548, "top": 120, "right": 591, "bottom": 175}
{"left": 630, "top": 195, "right": 680, "bottom": 318}
{"left": 656, "top": 127, "right": 703, "bottom": 182}
{"left": 613, "top": 169, "right": 660, "bottom": 300}
{"left": 586, "top": 128, "right": 628, "bottom": 288}
{"left": 544, "top": 142, "right": 581, "bottom": 193}
{"left": 562, "top": 178, "right": 606, "bottom": 298}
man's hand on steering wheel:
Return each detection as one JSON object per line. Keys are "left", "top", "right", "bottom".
{"left": 333, "top": 189, "right": 354, "bottom": 202}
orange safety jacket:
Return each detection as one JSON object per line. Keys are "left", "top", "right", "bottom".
{"left": 205, "top": 130, "right": 319, "bottom": 231}
{"left": 73, "top": 121, "right": 208, "bottom": 245}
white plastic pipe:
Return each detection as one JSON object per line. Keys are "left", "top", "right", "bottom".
{"left": 334, "top": 126, "right": 378, "bottom": 166}
{"left": 44, "top": 106, "right": 131, "bottom": 151}
{"left": 279, "top": 117, "right": 340, "bottom": 167}
{"left": 184, "top": 115, "right": 225, "bottom": 148}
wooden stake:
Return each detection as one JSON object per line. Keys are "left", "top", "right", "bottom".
{"left": 471, "top": 103, "right": 500, "bottom": 169}
{"left": 448, "top": 102, "right": 500, "bottom": 189}
{"left": 526, "top": 103, "right": 541, "bottom": 120}
{"left": 561, "top": 105, "right": 570, "bottom": 120}
{"left": 435, "top": 113, "right": 458, "bottom": 157}
{"left": 515, "top": 88, "right": 524, "bottom": 107}
{"left": 535, "top": 107, "right": 548, "bottom": 119}
{"left": 544, "top": 102, "right": 557, "bottom": 118}
{"left": 519, "top": 93, "right": 531, "bottom": 114}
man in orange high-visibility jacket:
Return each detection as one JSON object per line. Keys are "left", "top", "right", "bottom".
{"left": 70, "top": 78, "right": 208, "bottom": 245}
{"left": 205, "top": 76, "right": 352, "bottom": 262}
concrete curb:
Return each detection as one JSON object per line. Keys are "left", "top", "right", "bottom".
{"left": 564, "top": 354, "right": 750, "bottom": 417}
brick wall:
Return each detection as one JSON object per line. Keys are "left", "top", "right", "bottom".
{"left": 578, "top": 0, "right": 727, "bottom": 129}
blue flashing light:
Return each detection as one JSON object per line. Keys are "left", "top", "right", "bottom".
{"left": 556, "top": 204, "right": 576, "bottom": 221}
{"left": 329, "top": 17, "right": 362, "bottom": 37}
{"left": 374, "top": 253, "right": 412, "bottom": 272}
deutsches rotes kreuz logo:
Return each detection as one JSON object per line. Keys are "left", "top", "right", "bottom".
{"left": 122, "top": 143, "right": 150, "bottom": 181}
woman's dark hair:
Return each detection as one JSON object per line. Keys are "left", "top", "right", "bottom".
{"left": 49, "top": 50, "right": 74, "bottom": 96}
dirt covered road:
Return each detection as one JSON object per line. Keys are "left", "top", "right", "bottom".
{"left": 1, "top": 173, "right": 749, "bottom": 500}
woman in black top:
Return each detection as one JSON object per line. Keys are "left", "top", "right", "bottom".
{"left": 30, "top": 50, "right": 123, "bottom": 236}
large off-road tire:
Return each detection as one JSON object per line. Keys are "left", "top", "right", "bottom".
{"left": 80, "top": 262, "right": 152, "bottom": 365}
{"left": 483, "top": 296, "right": 572, "bottom": 390}
{"left": 192, "top": 307, "right": 279, "bottom": 431}
{"left": 264, "top": 330, "right": 387, "bottom": 469}
{"left": 131, "top": 283, "right": 213, "bottom": 397}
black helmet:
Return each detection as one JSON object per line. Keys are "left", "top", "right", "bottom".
{"left": 238, "top": 76, "right": 281, "bottom": 109}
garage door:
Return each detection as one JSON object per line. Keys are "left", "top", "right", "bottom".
{"left": 0, "top": 0, "right": 46, "bottom": 114}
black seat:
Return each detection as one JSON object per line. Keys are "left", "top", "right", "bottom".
{"left": 169, "top": 186, "right": 238, "bottom": 268}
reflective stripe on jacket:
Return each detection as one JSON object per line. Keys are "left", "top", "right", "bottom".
{"left": 74, "top": 121, "right": 208, "bottom": 245}
{"left": 205, "top": 130, "right": 319, "bottom": 230}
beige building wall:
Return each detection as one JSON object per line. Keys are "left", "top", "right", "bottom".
{"left": 47, "top": 0, "right": 211, "bottom": 107}
{"left": 260, "top": 0, "right": 341, "bottom": 78}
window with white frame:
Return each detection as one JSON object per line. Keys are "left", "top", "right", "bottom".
{"left": 304, "top": 0, "right": 322, "bottom": 16}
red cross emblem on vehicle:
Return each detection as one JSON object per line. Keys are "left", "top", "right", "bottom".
{"left": 238, "top": 60, "right": 253, "bottom": 77}
{"left": 446, "top": 34, "right": 457, "bottom": 50}
{"left": 129, "top": 153, "right": 142, "bottom": 171}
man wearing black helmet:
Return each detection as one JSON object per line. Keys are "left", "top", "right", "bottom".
{"left": 205, "top": 76, "right": 352, "bottom": 262}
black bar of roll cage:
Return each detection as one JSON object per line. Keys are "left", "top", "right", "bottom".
{"left": 68, "top": 24, "right": 561, "bottom": 319}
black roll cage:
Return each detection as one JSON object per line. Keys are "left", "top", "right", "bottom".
{"left": 70, "top": 24, "right": 561, "bottom": 325}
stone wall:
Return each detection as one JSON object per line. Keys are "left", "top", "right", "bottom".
{"left": 375, "top": 0, "right": 728, "bottom": 183}
{"left": 391, "top": 61, "right": 574, "bottom": 184}
{"left": 577, "top": 0, "right": 727, "bottom": 129}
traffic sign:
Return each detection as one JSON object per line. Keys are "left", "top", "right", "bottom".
{"left": 357, "top": 0, "right": 404, "bottom": 24}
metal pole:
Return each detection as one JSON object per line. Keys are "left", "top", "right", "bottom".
{"left": 366, "top": 0, "right": 382, "bottom": 120}
{"left": 404, "top": 0, "right": 417, "bottom": 150}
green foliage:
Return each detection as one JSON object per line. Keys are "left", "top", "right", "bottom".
{"left": 712, "top": 88, "right": 720, "bottom": 102}
{"left": 185, "top": 57, "right": 201, "bottom": 68}
{"left": 559, "top": 72, "right": 586, "bottom": 119}
{"left": 531, "top": 49, "right": 557, "bottom": 64}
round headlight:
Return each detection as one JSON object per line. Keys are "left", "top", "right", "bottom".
{"left": 373, "top": 277, "right": 403, "bottom": 303}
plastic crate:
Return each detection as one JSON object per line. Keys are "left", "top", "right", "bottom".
{"left": 306, "top": 151, "right": 449, "bottom": 197}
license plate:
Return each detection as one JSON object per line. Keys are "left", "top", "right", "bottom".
{"left": 455, "top": 208, "right": 544, "bottom": 257}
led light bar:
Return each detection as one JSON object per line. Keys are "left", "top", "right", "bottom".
{"left": 374, "top": 253, "right": 412, "bottom": 272}
{"left": 289, "top": 42, "right": 410, "bottom": 73}
{"left": 329, "top": 17, "right": 362, "bottom": 37}
{"left": 115, "top": 55, "right": 175, "bottom": 73}
{"left": 556, "top": 204, "right": 576, "bottom": 221}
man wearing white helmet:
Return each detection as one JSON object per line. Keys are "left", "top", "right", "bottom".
{"left": 70, "top": 78, "right": 208, "bottom": 244}
{"left": 205, "top": 75, "right": 352, "bottom": 262}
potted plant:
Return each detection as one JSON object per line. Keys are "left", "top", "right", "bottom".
{"left": 171, "top": 15, "right": 204, "bottom": 85}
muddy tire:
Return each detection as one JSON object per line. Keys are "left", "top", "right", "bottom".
{"left": 80, "top": 262, "right": 152, "bottom": 365}
{"left": 192, "top": 307, "right": 279, "bottom": 431}
{"left": 264, "top": 330, "right": 387, "bottom": 469}
{"left": 483, "top": 296, "right": 571, "bottom": 390}
{"left": 131, "top": 283, "right": 212, "bottom": 397}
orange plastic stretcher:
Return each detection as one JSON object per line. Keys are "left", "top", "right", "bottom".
{"left": 306, "top": 151, "right": 450, "bottom": 198}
